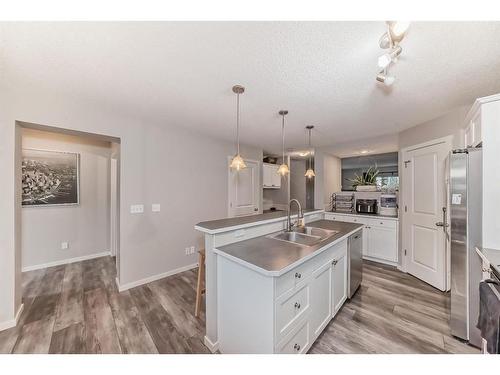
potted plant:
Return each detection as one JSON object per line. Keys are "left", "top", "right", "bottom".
{"left": 348, "top": 165, "right": 380, "bottom": 192}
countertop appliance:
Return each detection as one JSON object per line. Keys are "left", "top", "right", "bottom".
{"left": 348, "top": 229, "right": 363, "bottom": 298}
{"left": 356, "top": 199, "right": 377, "bottom": 214}
{"left": 450, "top": 148, "right": 483, "bottom": 348}
{"left": 379, "top": 194, "right": 398, "bottom": 217}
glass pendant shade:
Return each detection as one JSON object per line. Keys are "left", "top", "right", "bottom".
{"left": 277, "top": 163, "right": 290, "bottom": 176}
{"left": 230, "top": 154, "right": 247, "bottom": 171}
{"left": 305, "top": 168, "right": 316, "bottom": 178}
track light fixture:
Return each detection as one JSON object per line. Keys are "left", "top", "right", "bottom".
{"left": 376, "top": 21, "right": 410, "bottom": 86}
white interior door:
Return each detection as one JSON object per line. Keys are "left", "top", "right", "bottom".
{"left": 228, "top": 158, "right": 260, "bottom": 217}
{"left": 402, "top": 137, "right": 451, "bottom": 291}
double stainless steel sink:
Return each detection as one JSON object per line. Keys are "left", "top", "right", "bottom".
{"left": 268, "top": 226, "right": 339, "bottom": 247}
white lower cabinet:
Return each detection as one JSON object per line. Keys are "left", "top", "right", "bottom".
{"left": 324, "top": 212, "right": 399, "bottom": 265}
{"left": 310, "top": 260, "right": 333, "bottom": 337}
{"left": 332, "top": 251, "right": 347, "bottom": 312}
{"left": 216, "top": 238, "right": 349, "bottom": 353}
{"left": 366, "top": 224, "right": 398, "bottom": 262}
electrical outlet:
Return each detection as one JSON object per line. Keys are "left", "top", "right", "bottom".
{"left": 185, "top": 247, "right": 190, "bottom": 256}
{"left": 190, "top": 246, "right": 195, "bottom": 254}
{"left": 61, "top": 242, "right": 69, "bottom": 250}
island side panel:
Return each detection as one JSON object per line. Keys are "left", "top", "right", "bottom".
{"left": 204, "top": 234, "right": 218, "bottom": 351}
{"left": 217, "top": 255, "right": 275, "bottom": 354}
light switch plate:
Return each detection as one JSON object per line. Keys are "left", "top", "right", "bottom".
{"left": 61, "top": 242, "right": 69, "bottom": 250}
{"left": 152, "top": 204, "right": 161, "bottom": 212}
{"left": 130, "top": 204, "right": 144, "bottom": 214}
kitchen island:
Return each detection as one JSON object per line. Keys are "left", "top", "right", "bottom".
{"left": 195, "top": 211, "right": 362, "bottom": 353}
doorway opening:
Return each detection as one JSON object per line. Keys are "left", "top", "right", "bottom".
{"left": 16, "top": 121, "right": 121, "bottom": 279}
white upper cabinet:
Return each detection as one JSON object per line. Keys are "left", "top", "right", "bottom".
{"left": 263, "top": 163, "right": 281, "bottom": 189}
{"left": 464, "top": 106, "right": 482, "bottom": 147}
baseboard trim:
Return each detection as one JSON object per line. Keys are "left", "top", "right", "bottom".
{"left": 0, "top": 303, "right": 24, "bottom": 332}
{"left": 362, "top": 255, "right": 398, "bottom": 268}
{"left": 22, "top": 251, "right": 111, "bottom": 272}
{"left": 117, "top": 262, "right": 198, "bottom": 292}
{"left": 204, "top": 335, "right": 219, "bottom": 353}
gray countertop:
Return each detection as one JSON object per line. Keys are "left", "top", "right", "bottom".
{"left": 195, "top": 208, "right": 323, "bottom": 233}
{"left": 477, "top": 247, "right": 500, "bottom": 279}
{"left": 214, "top": 220, "right": 363, "bottom": 276}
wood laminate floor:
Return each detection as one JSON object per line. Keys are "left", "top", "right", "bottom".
{"left": 0, "top": 256, "right": 479, "bottom": 354}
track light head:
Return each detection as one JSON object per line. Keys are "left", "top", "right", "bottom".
{"left": 376, "top": 72, "right": 395, "bottom": 86}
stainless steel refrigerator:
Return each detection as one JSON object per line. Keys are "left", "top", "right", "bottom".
{"left": 450, "top": 147, "right": 482, "bottom": 347}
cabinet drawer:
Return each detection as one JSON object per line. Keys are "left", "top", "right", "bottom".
{"left": 275, "top": 259, "right": 314, "bottom": 297}
{"left": 277, "top": 319, "right": 310, "bottom": 354}
{"left": 275, "top": 283, "right": 310, "bottom": 340}
{"left": 342, "top": 215, "right": 368, "bottom": 225}
{"left": 368, "top": 218, "right": 397, "bottom": 229}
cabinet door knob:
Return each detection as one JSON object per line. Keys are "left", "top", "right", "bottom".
{"left": 295, "top": 272, "right": 301, "bottom": 279}
{"left": 332, "top": 259, "right": 338, "bottom": 266}
{"left": 293, "top": 343, "right": 300, "bottom": 351}
{"left": 294, "top": 302, "right": 301, "bottom": 309}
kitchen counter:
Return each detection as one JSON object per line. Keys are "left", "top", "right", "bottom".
{"left": 214, "top": 219, "right": 363, "bottom": 276}
{"left": 476, "top": 246, "right": 500, "bottom": 279}
{"left": 195, "top": 208, "right": 323, "bottom": 234}
{"left": 328, "top": 210, "right": 399, "bottom": 220}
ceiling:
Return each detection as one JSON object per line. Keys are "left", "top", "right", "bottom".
{"left": 2, "top": 22, "right": 500, "bottom": 153}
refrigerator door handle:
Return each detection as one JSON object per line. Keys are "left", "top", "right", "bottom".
{"left": 436, "top": 207, "right": 449, "bottom": 231}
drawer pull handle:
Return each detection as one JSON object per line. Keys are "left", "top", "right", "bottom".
{"left": 380, "top": 222, "right": 383, "bottom": 225}
{"left": 332, "top": 259, "right": 338, "bottom": 266}
{"left": 354, "top": 235, "right": 359, "bottom": 239}
{"left": 295, "top": 272, "right": 302, "bottom": 279}
{"left": 294, "top": 302, "right": 301, "bottom": 309}
{"left": 293, "top": 343, "right": 300, "bottom": 351}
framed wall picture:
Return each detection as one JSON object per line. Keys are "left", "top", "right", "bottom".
{"left": 21, "top": 149, "right": 80, "bottom": 207}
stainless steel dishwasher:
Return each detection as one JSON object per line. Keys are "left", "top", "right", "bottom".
{"left": 348, "top": 229, "right": 363, "bottom": 298}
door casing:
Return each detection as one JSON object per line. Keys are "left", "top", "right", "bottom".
{"left": 401, "top": 136, "right": 452, "bottom": 291}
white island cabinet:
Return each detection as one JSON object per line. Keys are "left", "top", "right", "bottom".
{"left": 216, "top": 238, "right": 348, "bottom": 354}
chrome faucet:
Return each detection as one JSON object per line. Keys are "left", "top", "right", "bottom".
{"left": 287, "top": 199, "right": 304, "bottom": 231}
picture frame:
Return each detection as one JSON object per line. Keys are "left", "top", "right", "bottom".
{"left": 21, "top": 148, "right": 80, "bottom": 207}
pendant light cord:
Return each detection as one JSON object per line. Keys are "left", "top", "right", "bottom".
{"left": 281, "top": 114, "right": 285, "bottom": 162}
{"left": 308, "top": 128, "right": 312, "bottom": 170}
{"left": 236, "top": 92, "right": 240, "bottom": 155}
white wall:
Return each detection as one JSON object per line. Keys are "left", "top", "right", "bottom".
{"left": 0, "top": 84, "right": 263, "bottom": 325}
{"left": 289, "top": 158, "right": 306, "bottom": 208}
{"left": 21, "top": 128, "right": 112, "bottom": 270}
{"left": 323, "top": 153, "right": 341, "bottom": 207}
{"left": 398, "top": 106, "right": 468, "bottom": 149}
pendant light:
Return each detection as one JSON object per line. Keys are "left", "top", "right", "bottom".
{"left": 277, "top": 110, "right": 290, "bottom": 176}
{"left": 229, "top": 85, "right": 247, "bottom": 171}
{"left": 304, "top": 125, "right": 316, "bottom": 178}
